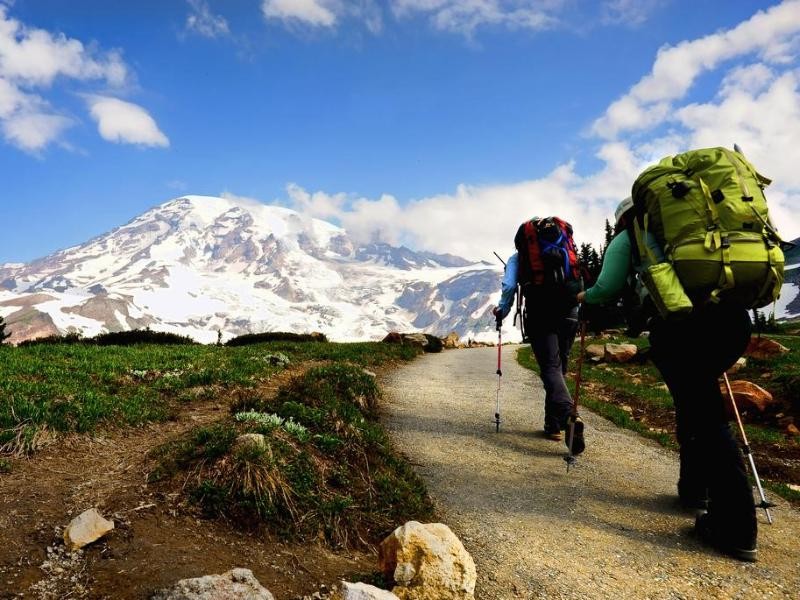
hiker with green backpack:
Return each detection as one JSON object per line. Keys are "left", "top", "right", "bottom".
{"left": 577, "top": 146, "right": 786, "bottom": 563}
{"left": 494, "top": 217, "right": 585, "bottom": 453}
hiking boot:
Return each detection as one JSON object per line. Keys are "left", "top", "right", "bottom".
{"left": 564, "top": 417, "right": 585, "bottom": 456}
{"left": 694, "top": 513, "right": 757, "bottom": 562}
{"left": 543, "top": 428, "right": 563, "bottom": 441}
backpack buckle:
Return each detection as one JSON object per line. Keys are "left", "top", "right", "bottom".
{"left": 706, "top": 224, "right": 718, "bottom": 232}
{"left": 721, "top": 236, "right": 731, "bottom": 249}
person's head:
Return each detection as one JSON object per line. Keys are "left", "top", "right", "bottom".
{"left": 613, "top": 196, "right": 634, "bottom": 233}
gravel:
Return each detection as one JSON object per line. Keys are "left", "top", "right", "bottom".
{"left": 381, "top": 346, "right": 800, "bottom": 599}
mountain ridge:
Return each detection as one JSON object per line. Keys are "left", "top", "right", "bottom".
{"left": 0, "top": 196, "right": 503, "bottom": 344}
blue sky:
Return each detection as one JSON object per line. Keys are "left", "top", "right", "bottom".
{"left": 2, "top": 0, "right": 799, "bottom": 262}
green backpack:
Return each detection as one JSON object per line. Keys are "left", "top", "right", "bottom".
{"left": 631, "top": 146, "right": 785, "bottom": 317}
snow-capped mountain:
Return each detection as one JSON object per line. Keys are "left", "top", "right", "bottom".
{"left": 0, "top": 196, "right": 503, "bottom": 344}
{"left": 776, "top": 237, "right": 800, "bottom": 321}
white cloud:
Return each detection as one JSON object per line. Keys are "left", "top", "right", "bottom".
{"left": 390, "top": 0, "right": 557, "bottom": 36}
{"left": 0, "top": 6, "right": 127, "bottom": 87}
{"left": 592, "top": 0, "right": 800, "bottom": 139}
{"left": 86, "top": 96, "right": 169, "bottom": 147}
{"left": 1, "top": 110, "right": 70, "bottom": 151}
{"left": 601, "top": 0, "right": 665, "bottom": 27}
{"left": 185, "top": 0, "right": 230, "bottom": 38}
{"left": 262, "top": 0, "right": 339, "bottom": 28}
{"left": 0, "top": 6, "right": 165, "bottom": 153}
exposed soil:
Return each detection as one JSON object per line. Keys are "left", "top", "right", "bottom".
{"left": 0, "top": 366, "right": 376, "bottom": 599}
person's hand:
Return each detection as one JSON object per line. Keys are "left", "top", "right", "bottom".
{"left": 576, "top": 291, "right": 586, "bottom": 303}
{"left": 492, "top": 307, "right": 503, "bottom": 330}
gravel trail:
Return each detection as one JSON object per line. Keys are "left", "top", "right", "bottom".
{"left": 381, "top": 346, "right": 800, "bottom": 599}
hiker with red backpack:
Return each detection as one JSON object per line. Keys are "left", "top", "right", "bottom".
{"left": 577, "top": 146, "right": 787, "bottom": 562}
{"left": 493, "top": 217, "right": 585, "bottom": 454}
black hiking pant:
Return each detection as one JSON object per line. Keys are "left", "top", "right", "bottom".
{"left": 649, "top": 303, "right": 756, "bottom": 546}
{"left": 527, "top": 306, "right": 579, "bottom": 432}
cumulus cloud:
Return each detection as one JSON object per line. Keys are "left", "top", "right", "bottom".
{"left": 86, "top": 96, "right": 169, "bottom": 147}
{"left": 185, "top": 0, "right": 230, "bottom": 38}
{"left": 1, "top": 110, "right": 71, "bottom": 151}
{"left": 390, "top": 0, "right": 557, "bottom": 36}
{"left": 592, "top": 0, "right": 800, "bottom": 139}
{"left": 0, "top": 6, "right": 165, "bottom": 152}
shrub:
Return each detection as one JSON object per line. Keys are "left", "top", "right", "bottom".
{"left": 226, "top": 331, "right": 328, "bottom": 346}
{"left": 93, "top": 329, "right": 197, "bottom": 346}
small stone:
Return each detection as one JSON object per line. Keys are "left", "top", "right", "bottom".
{"left": 151, "top": 568, "right": 274, "bottom": 600}
{"left": 726, "top": 357, "right": 747, "bottom": 374}
{"left": 338, "top": 581, "right": 400, "bottom": 600}
{"left": 787, "top": 424, "right": 800, "bottom": 437}
{"left": 585, "top": 344, "right": 605, "bottom": 360}
{"left": 745, "top": 337, "right": 789, "bottom": 360}
{"left": 63, "top": 509, "right": 114, "bottom": 551}
{"left": 234, "top": 433, "right": 267, "bottom": 451}
{"left": 604, "top": 343, "right": 638, "bottom": 363}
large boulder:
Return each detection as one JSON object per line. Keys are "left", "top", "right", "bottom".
{"left": 383, "top": 332, "right": 403, "bottom": 344}
{"left": 745, "top": 337, "right": 789, "bottom": 360}
{"left": 604, "top": 343, "right": 638, "bottom": 363}
{"left": 338, "top": 581, "right": 400, "bottom": 600}
{"left": 442, "top": 332, "right": 461, "bottom": 349}
{"left": 402, "top": 333, "right": 429, "bottom": 348}
{"left": 378, "top": 521, "right": 476, "bottom": 600}
{"left": 63, "top": 508, "right": 114, "bottom": 551}
{"left": 423, "top": 334, "right": 444, "bottom": 353}
{"left": 721, "top": 380, "right": 776, "bottom": 414}
{"left": 585, "top": 344, "right": 605, "bottom": 361}
{"left": 151, "top": 568, "right": 274, "bottom": 600}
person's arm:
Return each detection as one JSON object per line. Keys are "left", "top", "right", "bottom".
{"left": 494, "top": 253, "right": 518, "bottom": 320}
{"left": 582, "top": 232, "right": 632, "bottom": 305}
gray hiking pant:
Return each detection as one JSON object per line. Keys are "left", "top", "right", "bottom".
{"left": 527, "top": 306, "right": 579, "bottom": 431}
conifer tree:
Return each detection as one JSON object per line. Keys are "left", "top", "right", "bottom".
{"left": 0, "top": 316, "right": 9, "bottom": 344}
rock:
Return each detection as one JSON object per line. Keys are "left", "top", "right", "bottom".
{"left": 745, "top": 337, "right": 789, "bottom": 360}
{"left": 721, "top": 380, "right": 776, "bottom": 413}
{"left": 402, "top": 333, "right": 429, "bottom": 348}
{"left": 234, "top": 433, "right": 267, "bottom": 451}
{"left": 726, "top": 357, "right": 747, "bottom": 374}
{"left": 310, "top": 331, "right": 328, "bottom": 342}
{"left": 379, "top": 521, "right": 476, "bottom": 600}
{"left": 585, "top": 344, "right": 605, "bottom": 360}
{"left": 604, "top": 343, "right": 638, "bottom": 363}
{"left": 789, "top": 483, "right": 800, "bottom": 493}
{"left": 63, "top": 508, "right": 114, "bottom": 551}
{"left": 787, "top": 424, "right": 800, "bottom": 437}
{"left": 151, "top": 568, "right": 274, "bottom": 600}
{"left": 423, "top": 334, "right": 444, "bottom": 353}
{"left": 442, "top": 332, "right": 461, "bottom": 349}
{"left": 337, "top": 581, "right": 400, "bottom": 600}
{"left": 382, "top": 332, "right": 403, "bottom": 344}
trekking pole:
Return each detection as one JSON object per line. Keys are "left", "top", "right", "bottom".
{"left": 494, "top": 319, "right": 502, "bottom": 432}
{"left": 565, "top": 320, "right": 587, "bottom": 471}
{"left": 722, "top": 372, "right": 775, "bottom": 524}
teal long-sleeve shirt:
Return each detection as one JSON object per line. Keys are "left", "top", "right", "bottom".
{"left": 584, "top": 230, "right": 663, "bottom": 305}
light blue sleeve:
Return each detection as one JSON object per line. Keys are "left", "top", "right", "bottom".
{"left": 497, "top": 252, "right": 518, "bottom": 319}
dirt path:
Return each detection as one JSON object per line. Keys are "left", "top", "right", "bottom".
{"left": 381, "top": 346, "right": 800, "bottom": 599}
{"left": 0, "top": 370, "right": 372, "bottom": 599}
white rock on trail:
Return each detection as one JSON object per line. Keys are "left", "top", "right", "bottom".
{"left": 63, "top": 508, "right": 114, "bottom": 551}
{"left": 379, "top": 521, "right": 476, "bottom": 600}
{"left": 604, "top": 343, "right": 638, "bottom": 363}
{"left": 338, "top": 581, "right": 400, "bottom": 599}
{"left": 151, "top": 568, "right": 274, "bottom": 600}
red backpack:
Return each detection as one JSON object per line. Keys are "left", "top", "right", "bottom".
{"left": 514, "top": 216, "right": 581, "bottom": 291}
